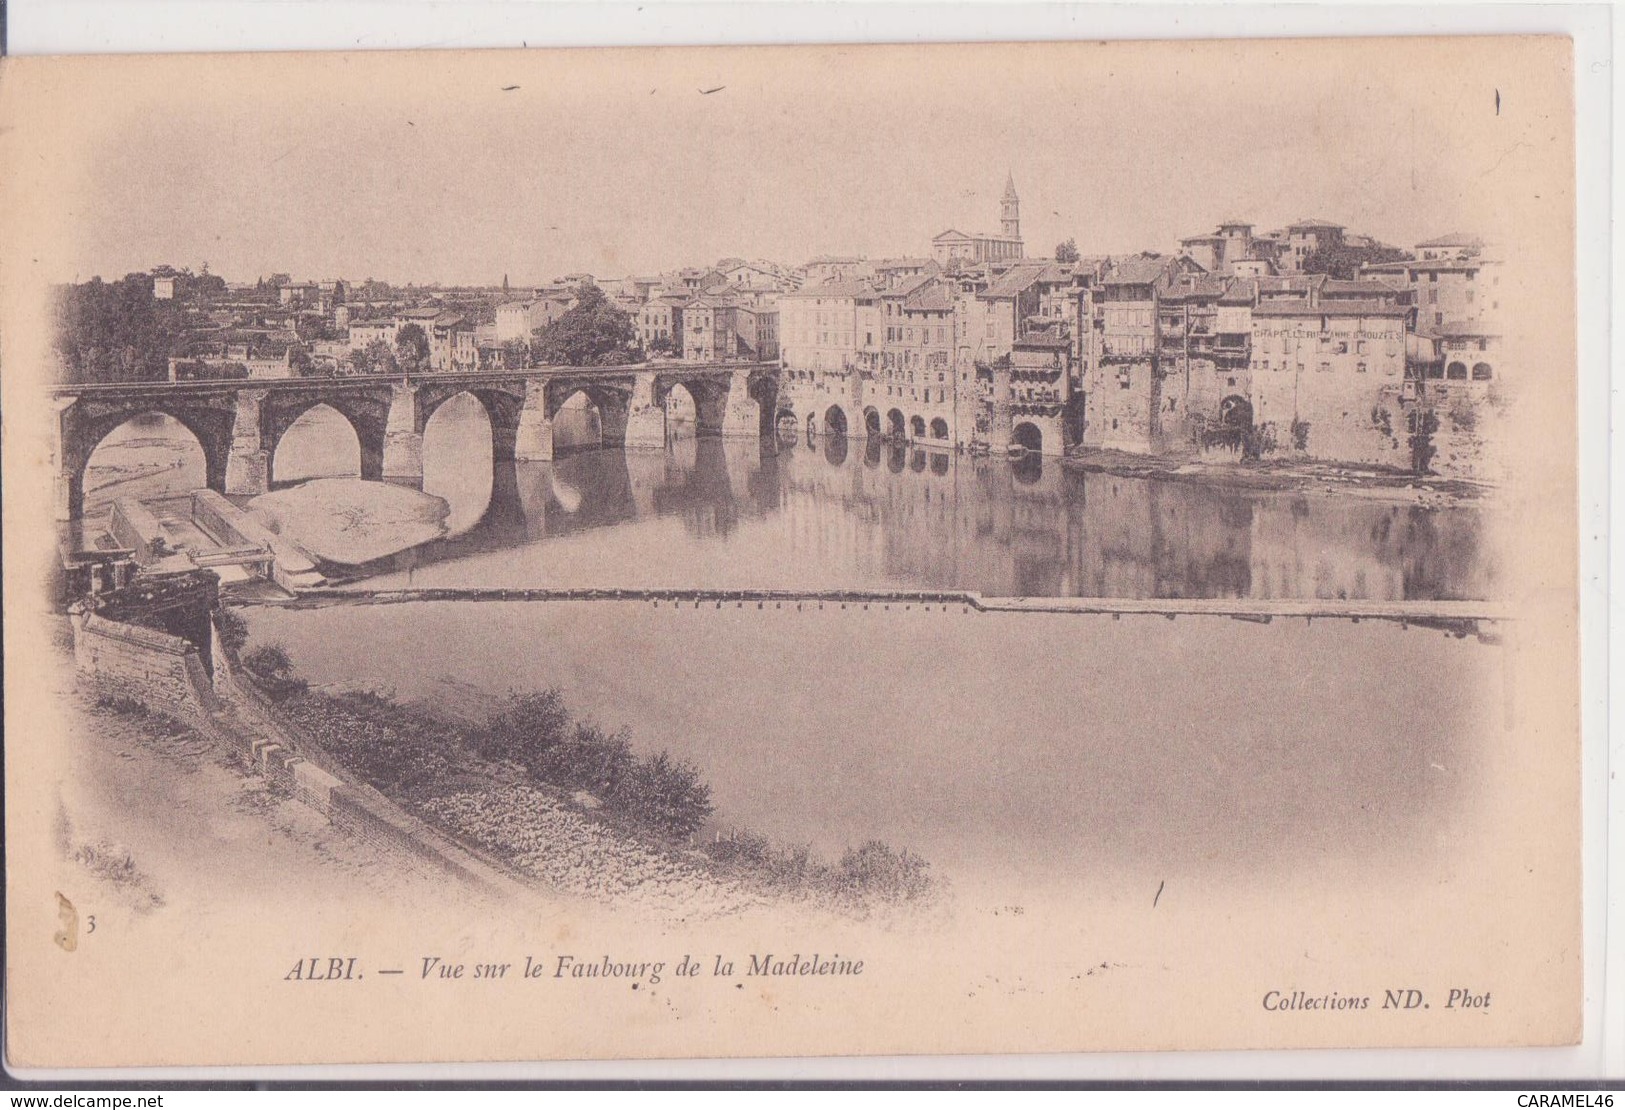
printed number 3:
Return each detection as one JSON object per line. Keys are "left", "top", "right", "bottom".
{"left": 86, "top": 916, "right": 96, "bottom": 934}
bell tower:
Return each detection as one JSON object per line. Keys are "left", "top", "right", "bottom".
{"left": 1001, "top": 172, "right": 1021, "bottom": 241}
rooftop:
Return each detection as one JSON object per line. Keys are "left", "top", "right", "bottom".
{"left": 1416, "top": 233, "right": 1486, "bottom": 249}
{"left": 782, "top": 278, "right": 879, "bottom": 300}
{"left": 1102, "top": 254, "right": 1171, "bottom": 286}
{"left": 1251, "top": 299, "right": 1407, "bottom": 318}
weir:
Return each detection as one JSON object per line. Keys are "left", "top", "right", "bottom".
{"left": 223, "top": 585, "right": 1511, "bottom": 634}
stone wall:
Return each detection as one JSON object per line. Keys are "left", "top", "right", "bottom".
{"left": 70, "top": 610, "right": 222, "bottom": 725}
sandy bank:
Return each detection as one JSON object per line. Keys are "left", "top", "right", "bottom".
{"left": 247, "top": 478, "right": 450, "bottom": 566}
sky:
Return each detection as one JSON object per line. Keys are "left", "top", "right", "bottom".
{"left": 38, "top": 39, "right": 1524, "bottom": 287}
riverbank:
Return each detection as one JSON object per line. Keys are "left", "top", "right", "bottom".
{"left": 235, "top": 640, "right": 946, "bottom": 922}
{"left": 1060, "top": 449, "right": 1491, "bottom": 507}
{"left": 56, "top": 654, "right": 478, "bottom": 920}
{"left": 246, "top": 478, "right": 451, "bottom": 566}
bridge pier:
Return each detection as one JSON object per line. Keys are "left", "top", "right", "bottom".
{"left": 513, "top": 379, "right": 555, "bottom": 462}
{"left": 225, "top": 389, "right": 269, "bottom": 497}
{"left": 383, "top": 382, "right": 425, "bottom": 487}
{"left": 623, "top": 371, "right": 666, "bottom": 451}
{"left": 721, "top": 371, "right": 761, "bottom": 438}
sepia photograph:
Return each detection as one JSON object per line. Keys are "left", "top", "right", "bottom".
{"left": 0, "top": 31, "right": 1590, "bottom": 1072}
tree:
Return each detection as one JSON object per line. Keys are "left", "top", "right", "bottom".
{"left": 288, "top": 344, "right": 317, "bottom": 377}
{"left": 52, "top": 272, "right": 190, "bottom": 384}
{"left": 395, "top": 323, "right": 431, "bottom": 372}
{"left": 1302, "top": 242, "right": 1410, "bottom": 280}
{"left": 501, "top": 338, "right": 531, "bottom": 369}
{"left": 647, "top": 334, "right": 676, "bottom": 358}
{"left": 1055, "top": 238, "right": 1080, "bottom": 264}
{"left": 531, "top": 282, "right": 641, "bottom": 366}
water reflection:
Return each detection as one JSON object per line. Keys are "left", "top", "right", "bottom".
{"left": 374, "top": 412, "right": 1495, "bottom": 600}
{"left": 86, "top": 403, "right": 1497, "bottom": 600}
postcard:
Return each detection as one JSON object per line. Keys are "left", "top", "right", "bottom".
{"left": 0, "top": 36, "right": 1582, "bottom": 1068}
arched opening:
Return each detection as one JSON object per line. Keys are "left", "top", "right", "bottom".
{"left": 665, "top": 383, "right": 700, "bottom": 440}
{"left": 274, "top": 403, "right": 360, "bottom": 486}
{"left": 909, "top": 448, "right": 927, "bottom": 473}
{"left": 822, "top": 405, "right": 848, "bottom": 439}
{"left": 910, "top": 415, "right": 927, "bottom": 439}
{"left": 1446, "top": 361, "right": 1468, "bottom": 381}
{"left": 1011, "top": 421, "right": 1044, "bottom": 455}
{"left": 554, "top": 390, "right": 605, "bottom": 453}
{"left": 864, "top": 407, "right": 882, "bottom": 438}
{"left": 886, "top": 444, "right": 906, "bottom": 473}
{"left": 887, "top": 409, "right": 906, "bottom": 440}
{"left": 422, "top": 391, "right": 494, "bottom": 534}
{"left": 775, "top": 408, "right": 799, "bottom": 444}
{"left": 1471, "top": 362, "right": 1493, "bottom": 381}
{"left": 81, "top": 412, "right": 208, "bottom": 525}
{"left": 805, "top": 413, "right": 817, "bottom": 442}
{"left": 929, "top": 451, "right": 950, "bottom": 476}
{"left": 929, "top": 417, "right": 949, "bottom": 440}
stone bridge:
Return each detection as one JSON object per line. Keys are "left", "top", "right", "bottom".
{"left": 50, "top": 363, "right": 779, "bottom": 520}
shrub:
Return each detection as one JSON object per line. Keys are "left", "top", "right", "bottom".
{"left": 610, "top": 749, "right": 713, "bottom": 838}
{"left": 215, "top": 608, "right": 249, "bottom": 656}
{"left": 836, "top": 840, "right": 934, "bottom": 903}
{"left": 94, "top": 693, "right": 149, "bottom": 717}
{"left": 477, "top": 689, "right": 571, "bottom": 766}
{"left": 705, "top": 831, "right": 818, "bottom": 887}
{"left": 241, "top": 643, "right": 308, "bottom": 700}
{"left": 532, "top": 722, "right": 635, "bottom": 797}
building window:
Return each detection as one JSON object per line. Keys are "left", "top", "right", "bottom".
{"left": 1318, "top": 361, "right": 1330, "bottom": 373}
{"left": 1446, "top": 361, "right": 1468, "bottom": 380}
{"left": 1357, "top": 340, "right": 1367, "bottom": 355}
{"left": 1472, "top": 362, "right": 1494, "bottom": 381}
{"left": 1356, "top": 361, "right": 1367, "bottom": 373}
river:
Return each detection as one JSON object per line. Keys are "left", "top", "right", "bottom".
{"left": 83, "top": 401, "right": 1503, "bottom": 894}
{"left": 86, "top": 398, "right": 1500, "bottom": 601}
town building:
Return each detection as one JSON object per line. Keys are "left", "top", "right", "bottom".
{"left": 638, "top": 293, "right": 687, "bottom": 357}
{"left": 876, "top": 276, "right": 959, "bottom": 443}
{"left": 1276, "top": 218, "right": 1347, "bottom": 273}
{"left": 1248, "top": 293, "right": 1410, "bottom": 466}
{"left": 800, "top": 257, "right": 871, "bottom": 287}
{"left": 1362, "top": 239, "right": 1501, "bottom": 332}
{"left": 1177, "top": 220, "right": 1264, "bottom": 276}
{"left": 1081, "top": 254, "right": 1184, "bottom": 452}
{"left": 930, "top": 174, "right": 1025, "bottom": 265}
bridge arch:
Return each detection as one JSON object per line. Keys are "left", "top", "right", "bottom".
{"left": 546, "top": 381, "right": 631, "bottom": 453}
{"left": 654, "top": 376, "right": 728, "bottom": 439}
{"left": 262, "top": 390, "right": 391, "bottom": 485}
{"left": 271, "top": 402, "right": 362, "bottom": 485}
{"left": 62, "top": 401, "right": 235, "bottom": 521}
{"left": 419, "top": 385, "right": 525, "bottom": 462}
{"left": 886, "top": 409, "right": 906, "bottom": 440}
{"left": 78, "top": 411, "right": 214, "bottom": 520}
{"left": 863, "top": 407, "right": 882, "bottom": 438}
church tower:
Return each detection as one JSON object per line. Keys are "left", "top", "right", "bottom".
{"left": 1001, "top": 172, "right": 1021, "bottom": 241}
